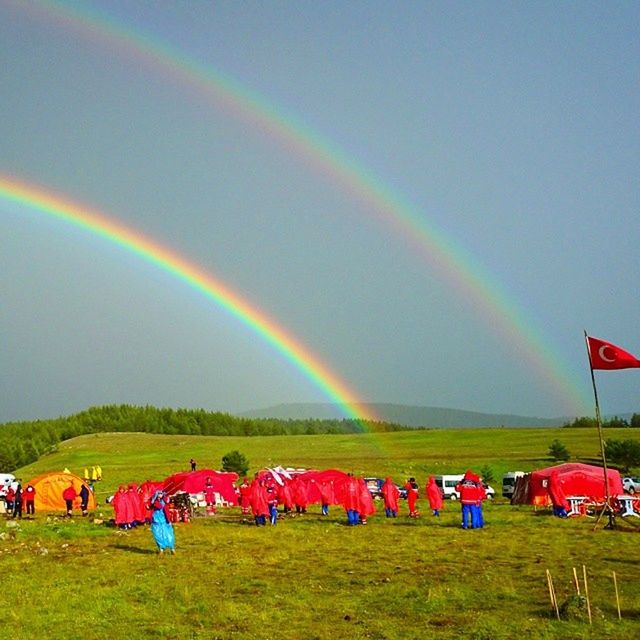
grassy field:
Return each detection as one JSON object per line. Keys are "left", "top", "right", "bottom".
{"left": 1, "top": 427, "right": 639, "bottom": 639}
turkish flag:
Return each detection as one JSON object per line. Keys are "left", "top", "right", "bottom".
{"left": 587, "top": 336, "right": 640, "bottom": 370}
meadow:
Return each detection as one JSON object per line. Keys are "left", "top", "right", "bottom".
{"left": 1, "top": 426, "right": 639, "bottom": 639}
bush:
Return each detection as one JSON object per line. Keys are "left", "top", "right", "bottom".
{"left": 548, "top": 439, "right": 570, "bottom": 462}
{"left": 221, "top": 450, "right": 249, "bottom": 477}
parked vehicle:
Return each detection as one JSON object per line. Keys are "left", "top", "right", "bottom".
{"left": 434, "top": 474, "right": 495, "bottom": 500}
{"left": 502, "top": 471, "right": 525, "bottom": 498}
{"left": 0, "top": 474, "right": 16, "bottom": 497}
{"left": 623, "top": 476, "right": 640, "bottom": 494}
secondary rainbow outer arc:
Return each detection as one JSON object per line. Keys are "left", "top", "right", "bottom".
{"left": 20, "top": 0, "right": 589, "bottom": 414}
{"left": 0, "top": 175, "right": 379, "bottom": 424}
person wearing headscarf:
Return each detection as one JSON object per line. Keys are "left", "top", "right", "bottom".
{"left": 150, "top": 490, "right": 175, "bottom": 554}
{"left": 381, "top": 478, "right": 400, "bottom": 518}
{"left": 426, "top": 476, "right": 444, "bottom": 517}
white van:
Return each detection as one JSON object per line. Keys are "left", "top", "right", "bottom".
{"left": 0, "top": 474, "right": 16, "bottom": 496}
{"left": 502, "top": 471, "right": 525, "bottom": 498}
{"left": 434, "top": 474, "right": 495, "bottom": 500}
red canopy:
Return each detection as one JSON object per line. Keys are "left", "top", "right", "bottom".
{"left": 163, "top": 469, "right": 238, "bottom": 505}
{"left": 514, "top": 463, "right": 623, "bottom": 506}
{"left": 301, "top": 469, "right": 351, "bottom": 504}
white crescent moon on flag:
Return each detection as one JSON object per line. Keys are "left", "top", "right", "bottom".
{"left": 598, "top": 345, "right": 616, "bottom": 363}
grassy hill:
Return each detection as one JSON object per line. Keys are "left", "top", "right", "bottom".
{"left": 239, "top": 402, "right": 563, "bottom": 427}
{"left": 2, "top": 427, "right": 640, "bottom": 640}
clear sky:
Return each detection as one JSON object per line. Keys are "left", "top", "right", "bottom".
{"left": 1, "top": 0, "right": 638, "bottom": 422}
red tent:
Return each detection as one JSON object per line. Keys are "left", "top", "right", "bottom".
{"left": 163, "top": 469, "right": 238, "bottom": 505}
{"left": 513, "top": 463, "right": 624, "bottom": 506}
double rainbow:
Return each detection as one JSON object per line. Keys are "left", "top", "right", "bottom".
{"left": 7, "top": 0, "right": 590, "bottom": 414}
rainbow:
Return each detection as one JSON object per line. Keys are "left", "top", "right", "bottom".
{"left": 0, "top": 174, "right": 378, "bottom": 424}
{"left": 11, "top": 0, "right": 590, "bottom": 414}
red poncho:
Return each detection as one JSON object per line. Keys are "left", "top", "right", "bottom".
{"left": 381, "top": 478, "right": 400, "bottom": 512}
{"left": 426, "top": 476, "right": 443, "bottom": 510}
{"left": 250, "top": 481, "right": 269, "bottom": 517}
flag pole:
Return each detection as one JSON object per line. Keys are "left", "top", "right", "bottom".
{"left": 584, "top": 330, "right": 615, "bottom": 529}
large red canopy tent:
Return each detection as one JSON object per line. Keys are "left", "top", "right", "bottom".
{"left": 162, "top": 469, "right": 238, "bottom": 505}
{"left": 512, "top": 463, "right": 624, "bottom": 506}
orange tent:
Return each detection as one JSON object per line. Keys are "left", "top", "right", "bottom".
{"left": 25, "top": 472, "right": 96, "bottom": 512}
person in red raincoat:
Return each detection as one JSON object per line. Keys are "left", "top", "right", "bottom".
{"left": 127, "top": 483, "right": 145, "bottom": 525}
{"left": 548, "top": 471, "right": 569, "bottom": 518}
{"left": 381, "top": 478, "right": 400, "bottom": 518}
{"left": 250, "top": 479, "right": 269, "bottom": 526}
{"left": 318, "top": 481, "right": 335, "bottom": 516}
{"left": 405, "top": 477, "right": 419, "bottom": 517}
{"left": 204, "top": 477, "right": 217, "bottom": 516}
{"left": 238, "top": 478, "right": 251, "bottom": 515}
{"left": 280, "top": 480, "right": 294, "bottom": 514}
{"left": 426, "top": 476, "right": 444, "bottom": 517}
{"left": 343, "top": 474, "right": 361, "bottom": 526}
{"left": 112, "top": 485, "right": 133, "bottom": 529}
{"left": 358, "top": 477, "right": 376, "bottom": 525}
{"left": 293, "top": 477, "right": 309, "bottom": 514}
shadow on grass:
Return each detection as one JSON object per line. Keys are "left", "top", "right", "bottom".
{"left": 111, "top": 543, "right": 157, "bottom": 555}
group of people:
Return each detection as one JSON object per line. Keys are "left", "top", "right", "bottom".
{"left": 238, "top": 473, "right": 376, "bottom": 527}
{"left": 61, "top": 482, "right": 92, "bottom": 517}
{"left": 109, "top": 482, "right": 177, "bottom": 554}
{"left": 2, "top": 482, "right": 36, "bottom": 518}
{"left": 382, "top": 476, "right": 445, "bottom": 519}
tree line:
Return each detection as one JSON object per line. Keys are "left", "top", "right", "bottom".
{"left": 0, "top": 404, "right": 411, "bottom": 472}
{"left": 563, "top": 415, "right": 640, "bottom": 429}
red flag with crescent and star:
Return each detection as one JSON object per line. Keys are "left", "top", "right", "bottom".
{"left": 586, "top": 336, "right": 640, "bottom": 370}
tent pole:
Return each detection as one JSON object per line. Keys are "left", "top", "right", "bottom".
{"left": 584, "top": 330, "right": 615, "bottom": 530}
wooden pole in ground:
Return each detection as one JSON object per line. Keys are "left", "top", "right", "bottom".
{"left": 613, "top": 571, "right": 622, "bottom": 620}
{"left": 582, "top": 565, "right": 592, "bottom": 624}
{"left": 546, "top": 569, "right": 560, "bottom": 620}
{"left": 572, "top": 567, "right": 580, "bottom": 595}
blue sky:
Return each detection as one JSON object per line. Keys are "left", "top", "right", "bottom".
{"left": 1, "top": 1, "right": 639, "bottom": 422}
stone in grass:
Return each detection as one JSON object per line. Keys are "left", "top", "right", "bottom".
{"left": 558, "top": 595, "right": 602, "bottom": 621}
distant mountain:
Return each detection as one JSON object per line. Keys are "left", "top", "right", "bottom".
{"left": 238, "top": 403, "right": 564, "bottom": 428}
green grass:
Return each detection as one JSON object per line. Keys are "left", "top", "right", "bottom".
{"left": 2, "top": 427, "right": 639, "bottom": 639}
